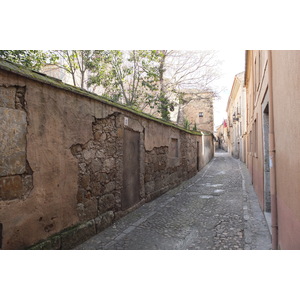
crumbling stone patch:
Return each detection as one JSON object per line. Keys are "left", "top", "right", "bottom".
{"left": 144, "top": 132, "right": 199, "bottom": 202}
{"left": 0, "top": 86, "right": 16, "bottom": 109}
{"left": 15, "top": 87, "right": 26, "bottom": 110}
{"left": 71, "top": 114, "right": 121, "bottom": 223}
{"left": 0, "top": 85, "right": 33, "bottom": 202}
{"left": 0, "top": 107, "right": 27, "bottom": 176}
{"left": 145, "top": 146, "right": 177, "bottom": 201}
{"left": 0, "top": 85, "right": 26, "bottom": 111}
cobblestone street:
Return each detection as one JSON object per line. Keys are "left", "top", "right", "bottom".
{"left": 75, "top": 150, "right": 271, "bottom": 250}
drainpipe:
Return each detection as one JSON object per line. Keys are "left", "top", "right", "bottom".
{"left": 267, "top": 50, "right": 278, "bottom": 249}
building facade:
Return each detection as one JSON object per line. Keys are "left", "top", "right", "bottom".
{"left": 215, "top": 120, "right": 229, "bottom": 151}
{"left": 245, "top": 50, "right": 300, "bottom": 249}
{"left": 177, "top": 90, "right": 214, "bottom": 133}
{"left": 226, "top": 72, "right": 246, "bottom": 161}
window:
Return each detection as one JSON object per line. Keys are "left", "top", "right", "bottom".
{"left": 199, "top": 112, "right": 203, "bottom": 117}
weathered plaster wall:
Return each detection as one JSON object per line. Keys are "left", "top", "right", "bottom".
{"left": 0, "top": 62, "right": 214, "bottom": 250}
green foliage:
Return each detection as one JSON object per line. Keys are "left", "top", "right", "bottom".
{"left": 183, "top": 118, "right": 191, "bottom": 130}
{"left": 193, "top": 122, "right": 197, "bottom": 131}
{"left": 48, "top": 50, "right": 96, "bottom": 88}
{"left": 0, "top": 50, "right": 55, "bottom": 71}
{"left": 88, "top": 50, "right": 162, "bottom": 109}
{"left": 157, "top": 94, "right": 170, "bottom": 121}
{"left": 0, "top": 49, "right": 219, "bottom": 125}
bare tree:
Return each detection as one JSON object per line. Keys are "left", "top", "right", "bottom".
{"left": 43, "top": 50, "right": 221, "bottom": 122}
{"left": 155, "top": 50, "right": 221, "bottom": 120}
{"left": 164, "top": 50, "right": 220, "bottom": 93}
{"left": 48, "top": 50, "right": 95, "bottom": 89}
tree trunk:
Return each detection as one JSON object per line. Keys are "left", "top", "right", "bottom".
{"left": 159, "top": 50, "right": 169, "bottom": 120}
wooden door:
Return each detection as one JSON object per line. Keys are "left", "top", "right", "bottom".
{"left": 121, "top": 129, "right": 140, "bottom": 210}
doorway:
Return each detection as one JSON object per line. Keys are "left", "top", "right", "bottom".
{"left": 263, "top": 104, "right": 271, "bottom": 212}
{"left": 262, "top": 93, "right": 271, "bottom": 234}
{"left": 121, "top": 129, "right": 140, "bottom": 210}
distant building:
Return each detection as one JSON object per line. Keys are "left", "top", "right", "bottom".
{"left": 215, "top": 120, "right": 229, "bottom": 151}
{"left": 176, "top": 90, "right": 214, "bottom": 132}
{"left": 226, "top": 72, "right": 246, "bottom": 161}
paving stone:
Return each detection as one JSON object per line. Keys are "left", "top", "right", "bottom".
{"left": 75, "top": 150, "right": 271, "bottom": 250}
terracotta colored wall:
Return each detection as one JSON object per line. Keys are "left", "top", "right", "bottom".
{"left": 246, "top": 50, "right": 268, "bottom": 210}
{"left": 246, "top": 50, "right": 300, "bottom": 249}
{"left": 0, "top": 65, "right": 214, "bottom": 249}
{"left": 271, "top": 51, "right": 300, "bottom": 249}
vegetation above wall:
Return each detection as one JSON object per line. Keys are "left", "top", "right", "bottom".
{"left": 0, "top": 50, "right": 220, "bottom": 124}
{"left": 0, "top": 58, "right": 212, "bottom": 136}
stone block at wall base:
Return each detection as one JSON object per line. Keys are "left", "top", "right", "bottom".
{"left": 28, "top": 220, "right": 96, "bottom": 250}
{"left": 95, "top": 211, "right": 114, "bottom": 232}
{"left": 29, "top": 235, "right": 61, "bottom": 250}
{"left": 60, "top": 220, "right": 96, "bottom": 249}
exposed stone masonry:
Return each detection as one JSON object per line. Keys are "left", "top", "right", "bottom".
{"left": 75, "top": 151, "right": 271, "bottom": 250}
{"left": 177, "top": 91, "right": 214, "bottom": 132}
{"left": 70, "top": 113, "right": 122, "bottom": 232}
{"left": 0, "top": 60, "right": 214, "bottom": 250}
{"left": 144, "top": 132, "right": 198, "bottom": 202}
{"left": 145, "top": 146, "right": 170, "bottom": 201}
{"left": 0, "top": 85, "right": 33, "bottom": 202}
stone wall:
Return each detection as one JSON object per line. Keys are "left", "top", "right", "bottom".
{"left": 0, "top": 60, "right": 214, "bottom": 249}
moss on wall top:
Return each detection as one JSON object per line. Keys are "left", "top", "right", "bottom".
{"left": 0, "top": 58, "right": 212, "bottom": 136}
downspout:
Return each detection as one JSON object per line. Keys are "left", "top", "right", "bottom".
{"left": 267, "top": 50, "right": 278, "bottom": 250}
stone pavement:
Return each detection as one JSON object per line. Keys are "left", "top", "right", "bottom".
{"left": 75, "top": 150, "right": 272, "bottom": 250}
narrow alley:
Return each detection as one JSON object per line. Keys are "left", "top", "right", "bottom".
{"left": 75, "top": 150, "right": 271, "bottom": 250}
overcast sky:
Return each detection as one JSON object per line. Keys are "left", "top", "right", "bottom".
{"left": 213, "top": 50, "right": 246, "bottom": 130}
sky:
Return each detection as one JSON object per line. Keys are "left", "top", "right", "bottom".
{"left": 213, "top": 50, "right": 246, "bottom": 130}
